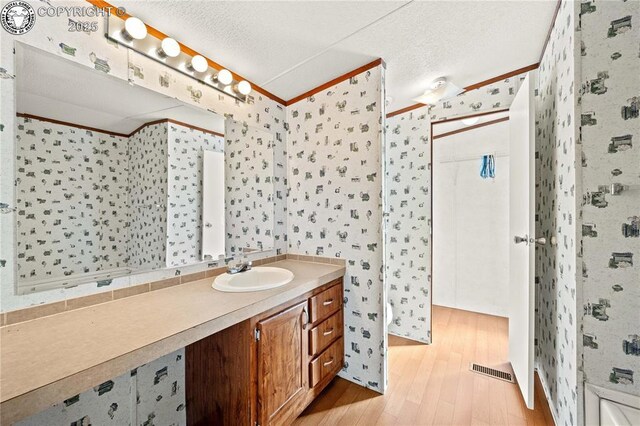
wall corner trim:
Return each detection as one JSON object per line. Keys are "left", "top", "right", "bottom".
{"left": 386, "top": 63, "right": 539, "bottom": 118}
{"left": 539, "top": 0, "right": 563, "bottom": 63}
{"left": 285, "top": 58, "right": 384, "bottom": 106}
{"left": 386, "top": 103, "right": 428, "bottom": 118}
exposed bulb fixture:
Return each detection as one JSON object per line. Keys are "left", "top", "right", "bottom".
{"left": 189, "top": 55, "right": 208, "bottom": 73}
{"left": 235, "top": 80, "right": 252, "bottom": 96}
{"left": 412, "top": 77, "right": 463, "bottom": 105}
{"left": 157, "top": 37, "right": 180, "bottom": 58}
{"left": 122, "top": 17, "right": 147, "bottom": 41}
{"left": 462, "top": 116, "right": 480, "bottom": 126}
{"left": 106, "top": 14, "right": 248, "bottom": 102}
{"left": 212, "top": 69, "right": 233, "bottom": 86}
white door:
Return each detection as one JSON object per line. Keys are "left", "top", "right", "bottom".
{"left": 202, "top": 150, "right": 225, "bottom": 260}
{"left": 508, "top": 73, "right": 536, "bottom": 409}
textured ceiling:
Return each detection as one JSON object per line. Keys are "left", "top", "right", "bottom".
{"left": 119, "top": 1, "right": 557, "bottom": 111}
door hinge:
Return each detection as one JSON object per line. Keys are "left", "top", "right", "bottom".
{"left": 254, "top": 328, "right": 260, "bottom": 341}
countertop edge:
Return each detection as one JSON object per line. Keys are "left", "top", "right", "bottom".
{"left": 0, "top": 262, "right": 345, "bottom": 425}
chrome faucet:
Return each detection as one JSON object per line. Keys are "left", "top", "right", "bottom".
{"left": 227, "top": 260, "right": 252, "bottom": 274}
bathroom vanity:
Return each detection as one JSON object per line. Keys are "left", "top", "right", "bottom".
{"left": 187, "top": 275, "right": 344, "bottom": 425}
{"left": 2, "top": 34, "right": 346, "bottom": 426}
{"left": 0, "top": 260, "right": 345, "bottom": 425}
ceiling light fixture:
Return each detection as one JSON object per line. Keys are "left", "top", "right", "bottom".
{"left": 106, "top": 14, "right": 248, "bottom": 102}
{"left": 462, "top": 117, "right": 480, "bottom": 126}
{"left": 122, "top": 17, "right": 147, "bottom": 41}
{"left": 412, "top": 77, "right": 463, "bottom": 105}
{"left": 188, "top": 55, "right": 208, "bottom": 73}
{"left": 234, "top": 80, "right": 252, "bottom": 96}
{"left": 212, "top": 69, "right": 233, "bottom": 86}
{"left": 157, "top": 37, "right": 180, "bottom": 58}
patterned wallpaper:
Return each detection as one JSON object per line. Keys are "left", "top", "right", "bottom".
{"left": 1, "top": 0, "right": 287, "bottom": 313}
{"left": 429, "top": 74, "right": 527, "bottom": 121}
{"left": 6, "top": 2, "right": 635, "bottom": 426}
{"left": 0, "top": 4, "right": 286, "bottom": 424}
{"left": 385, "top": 106, "right": 431, "bottom": 343}
{"left": 535, "top": 1, "right": 581, "bottom": 425}
{"left": 579, "top": 0, "right": 640, "bottom": 400}
{"left": 286, "top": 65, "right": 387, "bottom": 392}
{"left": 15, "top": 116, "right": 129, "bottom": 284}
{"left": 383, "top": 72, "right": 530, "bottom": 349}
{"left": 17, "top": 349, "right": 186, "bottom": 426}
{"left": 15, "top": 117, "right": 229, "bottom": 284}
{"left": 128, "top": 123, "right": 168, "bottom": 210}
{"left": 128, "top": 122, "right": 168, "bottom": 271}
{"left": 225, "top": 119, "right": 274, "bottom": 256}
{"left": 126, "top": 53, "right": 286, "bottom": 262}
{"left": 167, "top": 122, "right": 224, "bottom": 266}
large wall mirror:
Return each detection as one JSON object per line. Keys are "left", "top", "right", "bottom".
{"left": 12, "top": 43, "right": 274, "bottom": 294}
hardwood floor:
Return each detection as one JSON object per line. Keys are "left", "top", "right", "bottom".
{"left": 294, "top": 305, "right": 555, "bottom": 425}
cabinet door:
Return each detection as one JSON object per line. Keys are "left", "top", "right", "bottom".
{"left": 257, "top": 300, "right": 308, "bottom": 426}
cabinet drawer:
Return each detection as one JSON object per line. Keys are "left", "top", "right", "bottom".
{"left": 309, "top": 337, "right": 344, "bottom": 388}
{"left": 309, "top": 310, "right": 343, "bottom": 357}
{"left": 309, "top": 283, "right": 342, "bottom": 323}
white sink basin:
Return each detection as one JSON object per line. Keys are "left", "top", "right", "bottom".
{"left": 212, "top": 267, "right": 294, "bottom": 292}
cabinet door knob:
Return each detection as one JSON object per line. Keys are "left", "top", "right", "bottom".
{"left": 323, "top": 358, "right": 334, "bottom": 367}
{"left": 323, "top": 328, "right": 334, "bottom": 336}
{"left": 322, "top": 299, "right": 334, "bottom": 306}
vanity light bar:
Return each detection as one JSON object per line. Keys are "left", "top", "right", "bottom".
{"left": 106, "top": 14, "right": 251, "bottom": 102}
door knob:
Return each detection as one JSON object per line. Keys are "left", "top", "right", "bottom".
{"left": 205, "top": 222, "right": 212, "bottom": 228}
{"left": 530, "top": 237, "right": 546, "bottom": 245}
{"left": 514, "top": 235, "right": 529, "bottom": 245}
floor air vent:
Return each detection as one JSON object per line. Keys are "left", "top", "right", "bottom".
{"left": 469, "top": 363, "right": 515, "bottom": 383}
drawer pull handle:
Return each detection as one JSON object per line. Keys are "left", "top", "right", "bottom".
{"left": 323, "top": 328, "right": 334, "bottom": 336}
{"left": 322, "top": 299, "right": 334, "bottom": 306}
{"left": 302, "top": 306, "right": 310, "bottom": 329}
{"left": 323, "top": 358, "right": 334, "bottom": 367}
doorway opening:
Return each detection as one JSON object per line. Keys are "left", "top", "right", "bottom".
{"left": 431, "top": 110, "right": 511, "bottom": 318}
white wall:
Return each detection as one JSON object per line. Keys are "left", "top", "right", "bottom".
{"left": 432, "top": 120, "right": 510, "bottom": 317}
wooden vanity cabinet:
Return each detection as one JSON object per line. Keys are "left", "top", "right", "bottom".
{"left": 186, "top": 278, "right": 344, "bottom": 426}
{"left": 256, "top": 300, "right": 309, "bottom": 426}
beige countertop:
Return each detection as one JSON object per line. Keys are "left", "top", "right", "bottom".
{"left": 0, "top": 260, "right": 345, "bottom": 424}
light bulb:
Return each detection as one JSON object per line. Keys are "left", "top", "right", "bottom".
{"left": 214, "top": 69, "right": 233, "bottom": 86}
{"left": 462, "top": 117, "right": 480, "bottom": 126}
{"left": 158, "top": 37, "right": 180, "bottom": 58}
{"left": 236, "top": 80, "right": 252, "bottom": 96}
{"left": 123, "top": 17, "right": 147, "bottom": 41}
{"left": 189, "top": 55, "right": 208, "bottom": 73}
